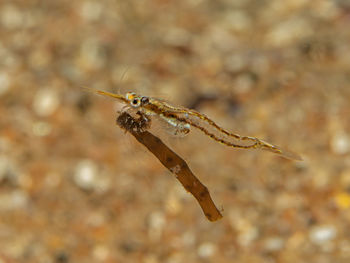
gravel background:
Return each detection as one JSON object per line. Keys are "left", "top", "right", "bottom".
{"left": 1, "top": 0, "right": 350, "bottom": 262}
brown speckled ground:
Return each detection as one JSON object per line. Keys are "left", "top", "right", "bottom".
{"left": 1, "top": 0, "right": 350, "bottom": 262}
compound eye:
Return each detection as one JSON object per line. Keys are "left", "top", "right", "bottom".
{"left": 131, "top": 98, "right": 141, "bottom": 107}
{"left": 126, "top": 92, "right": 136, "bottom": 100}
{"left": 141, "top": 97, "right": 149, "bottom": 105}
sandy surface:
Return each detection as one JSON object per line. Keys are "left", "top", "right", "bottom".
{"left": 1, "top": 0, "right": 350, "bottom": 262}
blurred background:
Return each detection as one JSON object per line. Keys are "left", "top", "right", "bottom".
{"left": 0, "top": 0, "right": 350, "bottom": 262}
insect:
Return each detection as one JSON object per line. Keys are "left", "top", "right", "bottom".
{"left": 85, "top": 88, "right": 302, "bottom": 161}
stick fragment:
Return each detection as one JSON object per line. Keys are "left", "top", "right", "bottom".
{"left": 116, "top": 112, "right": 223, "bottom": 222}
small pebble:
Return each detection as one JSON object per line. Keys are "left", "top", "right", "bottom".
{"left": 1, "top": 4, "right": 23, "bottom": 29}
{"left": 231, "top": 217, "right": 259, "bottom": 246}
{"left": 86, "top": 212, "right": 106, "bottom": 227}
{"left": 80, "top": 1, "right": 103, "bottom": 22}
{"left": 312, "top": 0, "right": 339, "bottom": 19}
{"left": 225, "top": 54, "right": 247, "bottom": 72}
{"left": 266, "top": 18, "right": 312, "bottom": 46}
{"left": 182, "top": 231, "right": 196, "bottom": 246}
{"left": 33, "top": 88, "right": 60, "bottom": 117}
{"left": 224, "top": 10, "right": 251, "bottom": 32}
{"left": 331, "top": 132, "right": 350, "bottom": 155}
{"left": 74, "top": 159, "right": 99, "bottom": 191}
{"left": 93, "top": 245, "right": 109, "bottom": 261}
{"left": 264, "top": 237, "right": 284, "bottom": 251}
{"left": 197, "top": 242, "right": 216, "bottom": 258}
{"left": 233, "top": 74, "right": 254, "bottom": 94}
{"left": 32, "top": 121, "right": 52, "bottom": 137}
{"left": 0, "top": 190, "right": 28, "bottom": 211}
{"left": 309, "top": 225, "right": 337, "bottom": 244}
{"left": 334, "top": 192, "right": 350, "bottom": 209}
{"left": 165, "top": 187, "right": 182, "bottom": 215}
{"left": 78, "top": 39, "right": 106, "bottom": 70}
{"left": 148, "top": 211, "right": 166, "bottom": 241}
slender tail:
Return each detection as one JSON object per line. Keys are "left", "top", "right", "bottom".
{"left": 178, "top": 115, "right": 302, "bottom": 161}
{"left": 259, "top": 140, "right": 302, "bottom": 161}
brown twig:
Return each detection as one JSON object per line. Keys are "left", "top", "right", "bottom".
{"left": 116, "top": 111, "right": 223, "bottom": 222}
